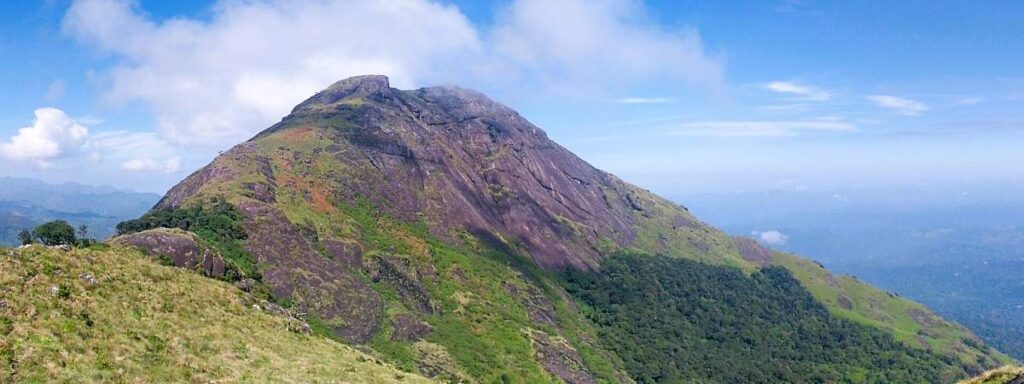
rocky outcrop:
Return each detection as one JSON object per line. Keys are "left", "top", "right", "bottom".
{"left": 237, "top": 200, "right": 383, "bottom": 343}
{"left": 734, "top": 237, "right": 774, "bottom": 266}
{"left": 111, "top": 228, "right": 225, "bottom": 277}
{"left": 528, "top": 329, "right": 597, "bottom": 384}
{"left": 390, "top": 313, "right": 433, "bottom": 342}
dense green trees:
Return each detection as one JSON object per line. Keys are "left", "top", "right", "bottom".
{"left": 116, "top": 198, "right": 257, "bottom": 281}
{"left": 31, "top": 220, "right": 76, "bottom": 246}
{"left": 561, "top": 253, "right": 963, "bottom": 383}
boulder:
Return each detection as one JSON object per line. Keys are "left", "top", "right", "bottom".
{"left": 111, "top": 228, "right": 226, "bottom": 277}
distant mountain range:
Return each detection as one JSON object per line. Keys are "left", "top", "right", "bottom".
{"left": 0, "top": 177, "right": 160, "bottom": 245}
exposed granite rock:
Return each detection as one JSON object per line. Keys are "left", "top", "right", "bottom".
{"left": 369, "top": 255, "right": 434, "bottom": 314}
{"left": 391, "top": 313, "right": 433, "bottom": 342}
{"left": 237, "top": 200, "right": 383, "bottom": 343}
{"left": 527, "top": 329, "right": 597, "bottom": 384}
{"left": 163, "top": 75, "right": 707, "bottom": 271}
{"left": 504, "top": 281, "right": 558, "bottom": 327}
{"left": 323, "top": 239, "right": 363, "bottom": 270}
{"left": 734, "top": 237, "right": 774, "bottom": 266}
{"left": 111, "top": 228, "right": 226, "bottom": 277}
{"left": 411, "top": 341, "right": 472, "bottom": 382}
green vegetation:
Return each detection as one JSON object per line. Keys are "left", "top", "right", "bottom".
{"left": 31, "top": 220, "right": 77, "bottom": 246}
{"left": 131, "top": 90, "right": 1007, "bottom": 382}
{"left": 17, "top": 229, "right": 32, "bottom": 245}
{"left": 0, "top": 245, "right": 428, "bottom": 383}
{"left": 116, "top": 197, "right": 258, "bottom": 281}
{"left": 561, "top": 253, "right": 976, "bottom": 383}
{"left": 771, "top": 252, "right": 1012, "bottom": 369}
{"left": 335, "top": 199, "right": 625, "bottom": 383}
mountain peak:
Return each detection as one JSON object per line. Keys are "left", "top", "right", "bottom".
{"left": 293, "top": 75, "right": 392, "bottom": 112}
{"left": 154, "top": 78, "right": 1008, "bottom": 381}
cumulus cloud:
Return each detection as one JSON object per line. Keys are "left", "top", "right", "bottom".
{"left": 667, "top": 119, "right": 856, "bottom": 137}
{"left": 865, "top": 94, "right": 929, "bottom": 115}
{"left": 752, "top": 230, "right": 788, "bottom": 246}
{"left": 763, "top": 81, "right": 830, "bottom": 101}
{"left": 0, "top": 108, "right": 90, "bottom": 168}
{"left": 86, "top": 130, "right": 182, "bottom": 173}
{"left": 492, "top": 0, "right": 722, "bottom": 90}
{"left": 121, "top": 156, "right": 181, "bottom": 173}
{"left": 63, "top": 0, "right": 481, "bottom": 146}
{"left": 63, "top": 0, "right": 722, "bottom": 147}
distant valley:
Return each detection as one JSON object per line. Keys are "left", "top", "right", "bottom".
{"left": 0, "top": 177, "right": 159, "bottom": 245}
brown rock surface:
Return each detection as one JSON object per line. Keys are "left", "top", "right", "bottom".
{"left": 159, "top": 75, "right": 704, "bottom": 271}
{"left": 111, "top": 228, "right": 225, "bottom": 277}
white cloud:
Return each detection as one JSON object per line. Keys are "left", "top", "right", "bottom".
{"left": 86, "top": 130, "right": 181, "bottom": 171}
{"left": 956, "top": 96, "right": 984, "bottom": 105}
{"left": 752, "top": 230, "right": 788, "bottom": 246}
{"left": 491, "top": 0, "right": 722, "bottom": 91}
{"left": 0, "top": 108, "right": 90, "bottom": 168}
{"left": 763, "top": 81, "right": 830, "bottom": 101}
{"left": 865, "top": 94, "right": 929, "bottom": 115}
{"left": 667, "top": 119, "right": 856, "bottom": 137}
{"left": 63, "top": 0, "right": 722, "bottom": 147}
{"left": 63, "top": 0, "right": 482, "bottom": 146}
{"left": 121, "top": 156, "right": 181, "bottom": 173}
{"left": 613, "top": 97, "right": 673, "bottom": 104}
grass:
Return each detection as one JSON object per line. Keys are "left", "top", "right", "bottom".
{"left": 0, "top": 245, "right": 429, "bottom": 383}
{"left": 771, "top": 252, "right": 1014, "bottom": 369}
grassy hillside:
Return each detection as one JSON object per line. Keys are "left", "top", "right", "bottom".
{"left": 614, "top": 186, "right": 1011, "bottom": 370}
{"left": 562, "top": 253, "right": 981, "bottom": 383}
{"left": 959, "top": 366, "right": 1024, "bottom": 384}
{"left": 0, "top": 245, "right": 428, "bottom": 383}
{"left": 773, "top": 252, "right": 1012, "bottom": 369}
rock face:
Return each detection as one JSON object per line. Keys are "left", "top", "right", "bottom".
{"left": 111, "top": 228, "right": 225, "bottom": 277}
{"left": 528, "top": 329, "right": 597, "bottom": 384}
{"left": 160, "top": 75, "right": 703, "bottom": 271}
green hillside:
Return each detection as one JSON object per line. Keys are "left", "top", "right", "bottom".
{"left": 102, "top": 76, "right": 1011, "bottom": 382}
{"left": 0, "top": 245, "right": 428, "bottom": 383}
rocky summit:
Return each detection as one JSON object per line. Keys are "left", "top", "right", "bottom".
{"left": 109, "top": 75, "right": 1011, "bottom": 382}
{"left": 163, "top": 74, "right": 696, "bottom": 271}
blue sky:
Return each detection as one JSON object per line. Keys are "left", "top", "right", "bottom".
{"left": 1, "top": 0, "right": 1022, "bottom": 195}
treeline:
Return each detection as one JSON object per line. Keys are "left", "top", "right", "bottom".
{"left": 116, "top": 197, "right": 258, "bottom": 281}
{"left": 18, "top": 220, "right": 96, "bottom": 248}
{"left": 560, "top": 253, "right": 966, "bottom": 383}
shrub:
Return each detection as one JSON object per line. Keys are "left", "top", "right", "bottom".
{"left": 17, "top": 229, "right": 33, "bottom": 245}
{"left": 33, "top": 220, "right": 77, "bottom": 246}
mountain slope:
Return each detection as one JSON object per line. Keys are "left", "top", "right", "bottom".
{"left": 0, "top": 245, "right": 427, "bottom": 383}
{"left": 130, "top": 75, "right": 1008, "bottom": 381}
{"left": 960, "top": 366, "right": 1024, "bottom": 384}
